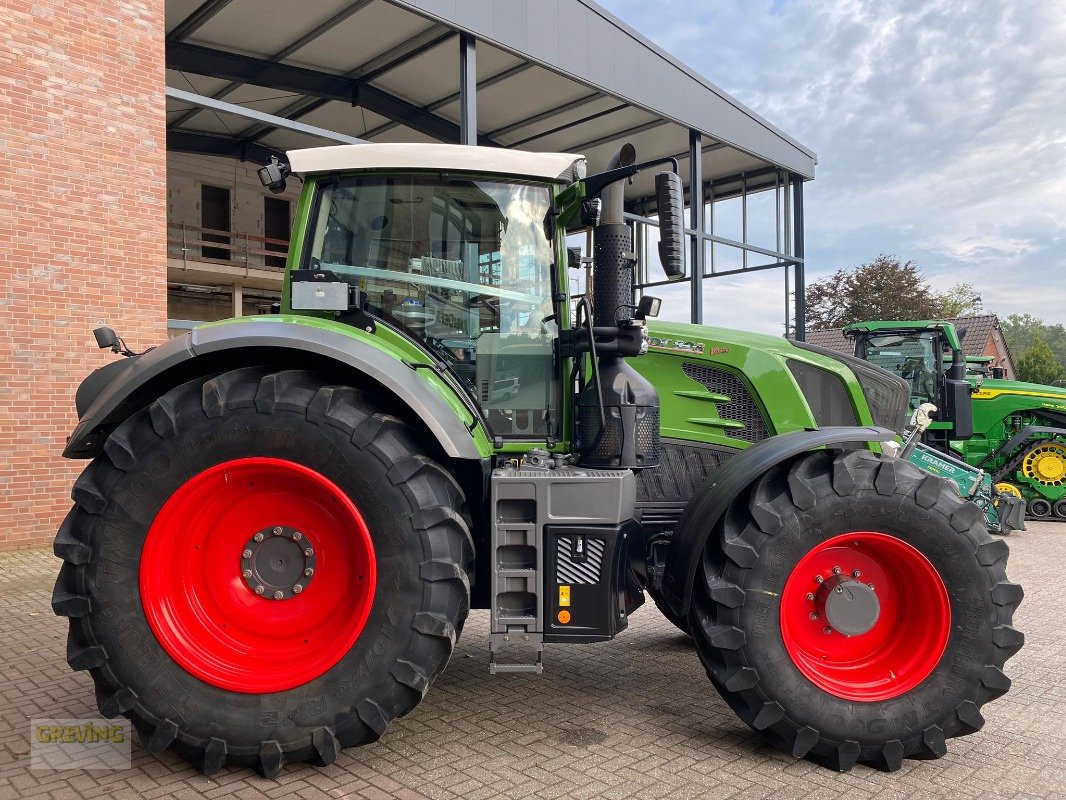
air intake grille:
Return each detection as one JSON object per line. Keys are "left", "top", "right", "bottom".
{"left": 681, "top": 363, "right": 770, "bottom": 443}
{"left": 555, "top": 536, "right": 605, "bottom": 585}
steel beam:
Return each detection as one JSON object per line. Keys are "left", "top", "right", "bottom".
{"left": 167, "top": 0, "right": 376, "bottom": 130}
{"left": 166, "top": 88, "right": 364, "bottom": 144}
{"left": 362, "top": 62, "right": 532, "bottom": 140}
{"left": 166, "top": 42, "right": 497, "bottom": 145}
{"left": 689, "top": 129, "right": 704, "bottom": 324}
{"left": 167, "top": 0, "right": 236, "bottom": 43}
{"left": 459, "top": 34, "right": 477, "bottom": 145}
{"left": 167, "top": 131, "right": 284, "bottom": 164}
{"left": 354, "top": 25, "right": 454, "bottom": 82}
{"left": 565, "top": 119, "right": 669, "bottom": 154}
{"left": 792, "top": 175, "right": 806, "bottom": 340}
{"left": 509, "top": 103, "right": 628, "bottom": 148}
{"left": 487, "top": 91, "right": 603, "bottom": 139}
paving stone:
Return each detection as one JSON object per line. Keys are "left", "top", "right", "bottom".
{"left": 2, "top": 522, "right": 1063, "bottom": 798}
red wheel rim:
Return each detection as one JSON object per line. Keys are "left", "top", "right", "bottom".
{"left": 140, "top": 458, "right": 376, "bottom": 693}
{"left": 779, "top": 531, "right": 950, "bottom": 701}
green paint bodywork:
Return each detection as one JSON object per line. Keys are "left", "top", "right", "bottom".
{"left": 197, "top": 171, "right": 884, "bottom": 466}
{"left": 849, "top": 319, "right": 1066, "bottom": 506}
{"left": 637, "top": 321, "right": 874, "bottom": 449}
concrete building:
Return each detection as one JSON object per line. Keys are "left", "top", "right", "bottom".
{"left": 0, "top": 0, "right": 815, "bottom": 550}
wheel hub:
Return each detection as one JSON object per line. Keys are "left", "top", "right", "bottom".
{"left": 240, "top": 525, "right": 317, "bottom": 600}
{"left": 1021, "top": 443, "right": 1066, "bottom": 486}
{"left": 814, "top": 573, "right": 880, "bottom": 636}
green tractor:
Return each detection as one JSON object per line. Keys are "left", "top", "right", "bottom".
{"left": 845, "top": 320, "right": 1066, "bottom": 520}
{"left": 53, "top": 144, "right": 1022, "bottom": 777}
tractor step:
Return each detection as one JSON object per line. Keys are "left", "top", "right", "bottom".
{"left": 488, "top": 461, "right": 636, "bottom": 673}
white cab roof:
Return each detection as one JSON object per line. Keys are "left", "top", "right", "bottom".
{"left": 288, "top": 143, "right": 585, "bottom": 182}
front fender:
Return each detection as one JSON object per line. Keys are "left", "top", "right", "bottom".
{"left": 659, "top": 426, "right": 896, "bottom": 618}
{"left": 64, "top": 318, "right": 485, "bottom": 460}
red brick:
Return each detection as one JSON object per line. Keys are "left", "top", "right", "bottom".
{"left": 0, "top": 0, "right": 166, "bottom": 550}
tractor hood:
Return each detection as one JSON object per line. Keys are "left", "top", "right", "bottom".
{"left": 637, "top": 321, "right": 910, "bottom": 449}
{"left": 972, "top": 378, "right": 1066, "bottom": 415}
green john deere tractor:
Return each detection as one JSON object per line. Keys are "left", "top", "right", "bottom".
{"left": 53, "top": 144, "right": 1022, "bottom": 777}
{"left": 845, "top": 320, "right": 1066, "bottom": 521}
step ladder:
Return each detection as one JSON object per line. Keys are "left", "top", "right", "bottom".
{"left": 489, "top": 468, "right": 544, "bottom": 673}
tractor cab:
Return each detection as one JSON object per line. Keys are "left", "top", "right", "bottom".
{"left": 846, "top": 320, "right": 974, "bottom": 450}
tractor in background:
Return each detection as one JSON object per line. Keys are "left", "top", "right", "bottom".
{"left": 52, "top": 144, "right": 1021, "bottom": 777}
{"left": 845, "top": 320, "right": 1066, "bottom": 520}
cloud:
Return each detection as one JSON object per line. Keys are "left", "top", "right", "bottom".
{"left": 600, "top": 0, "right": 1066, "bottom": 331}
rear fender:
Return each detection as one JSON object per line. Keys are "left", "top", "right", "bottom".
{"left": 64, "top": 319, "right": 485, "bottom": 460}
{"left": 658, "top": 426, "right": 897, "bottom": 618}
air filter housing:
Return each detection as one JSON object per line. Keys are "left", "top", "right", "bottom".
{"left": 576, "top": 358, "right": 660, "bottom": 469}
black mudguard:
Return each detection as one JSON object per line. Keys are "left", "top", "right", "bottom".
{"left": 658, "top": 426, "right": 897, "bottom": 618}
{"left": 64, "top": 319, "right": 483, "bottom": 460}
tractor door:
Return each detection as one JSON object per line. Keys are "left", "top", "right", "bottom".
{"left": 299, "top": 174, "right": 562, "bottom": 442}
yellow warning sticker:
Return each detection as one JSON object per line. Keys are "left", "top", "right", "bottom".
{"left": 559, "top": 585, "right": 571, "bottom": 607}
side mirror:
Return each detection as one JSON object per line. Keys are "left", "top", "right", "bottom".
{"left": 257, "top": 158, "right": 290, "bottom": 194}
{"left": 654, "top": 172, "right": 686, "bottom": 280}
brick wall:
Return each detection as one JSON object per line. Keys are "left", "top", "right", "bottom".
{"left": 0, "top": 1, "right": 167, "bottom": 550}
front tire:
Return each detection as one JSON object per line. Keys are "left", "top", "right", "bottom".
{"left": 686, "top": 450, "right": 1023, "bottom": 771}
{"left": 52, "top": 368, "right": 473, "bottom": 776}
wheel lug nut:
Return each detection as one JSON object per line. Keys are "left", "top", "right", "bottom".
{"left": 832, "top": 566, "right": 841, "bottom": 575}
{"left": 805, "top": 592, "right": 814, "bottom": 601}
{"left": 835, "top": 586, "right": 844, "bottom": 594}
{"left": 292, "top": 531, "right": 302, "bottom": 541}
{"left": 272, "top": 526, "right": 283, "bottom": 536}
{"left": 254, "top": 585, "right": 265, "bottom": 595}
{"left": 273, "top": 590, "right": 284, "bottom": 600}
{"left": 868, "top": 583, "right": 875, "bottom": 591}
{"left": 292, "top": 584, "right": 303, "bottom": 594}
{"left": 242, "top": 569, "right": 252, "bottom": 579}
{"left": 809, "top": 612, "right": 818, "bottom": 620}
{"left": 304, "top": 548, "right": 313, "bottom": 557}
{"left": 852, "top": 569, "right": 861, "bottom": 578}
{"left": 304, "top": 567, "right": 314, "bottom": 577}
{"left": 253, "top": 532, "right": 264, "bottom": 543}
{"left": 814, "top": 575, "right": 824, "bottom": 584}
{"left": 823, "top": 626, "right": 832, "bottom": 635}
{"left": 242, "top": 549, "right": 252, "bottom": 558}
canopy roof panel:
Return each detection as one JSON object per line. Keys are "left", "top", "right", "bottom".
{"left": 165, "top": 0, "right": 816, "bottom": 206}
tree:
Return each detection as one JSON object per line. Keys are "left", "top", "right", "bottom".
{"left": 938, "top": 283, "right": 983, "bottom": 317}
{"left": 806, "top": 255, "right": 946, "bottom": 330}
{"left": 1015, "top": 335, "right": 1066, "bottom": 386}
{"left": 1001, "top": 314, "right": 1066, "bottom": 373}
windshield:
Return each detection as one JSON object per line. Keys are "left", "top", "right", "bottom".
{"left": 304, "top": 174, "right": 559, "bottom": 438}
{"left": 862, "top": 332, "right": 939, "bottom": 406}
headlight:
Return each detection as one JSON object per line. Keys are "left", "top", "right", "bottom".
{"left": 792, "top": 341, "right": 910, "bottom": 432}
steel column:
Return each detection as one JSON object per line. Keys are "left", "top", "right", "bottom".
{"left": 792, "top": 175, "right": 806, "bottom": 340}
{"left": 689, "top": 129, "right": 705, "bottom": 324}
{"left": 459, "top": 33, "right": 477, "bottom": 146}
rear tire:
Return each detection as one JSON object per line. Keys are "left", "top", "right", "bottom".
{"left": 52, "top": 368, "right": 473, "bottom": 776}
{"left": 686, "top": 450, "right": 1023, "bottom": 772}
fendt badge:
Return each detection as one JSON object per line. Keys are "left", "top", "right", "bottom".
{"left": 649, "top": 337, "right": 705, "bottom": 355}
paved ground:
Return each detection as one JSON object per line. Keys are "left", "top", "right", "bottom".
{"left": 1, "top": 522, "right": 1062, "bottom": 800}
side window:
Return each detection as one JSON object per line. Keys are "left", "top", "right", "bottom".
{"left": 305, "top": 176, "right": 560, "bottom": 439}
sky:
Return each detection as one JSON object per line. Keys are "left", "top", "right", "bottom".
{"left": 597, "top": 0, "right": 1066, "bottom": 334}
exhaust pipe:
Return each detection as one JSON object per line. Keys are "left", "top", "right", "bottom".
{"left": 576, "top": 143, "right": 661, "bottom": 470}
{"left": 593, "top": 143, "right": 637, "bottom": 328}
{"left": 600, "top": 143, "right": 636, "bottom": 225}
